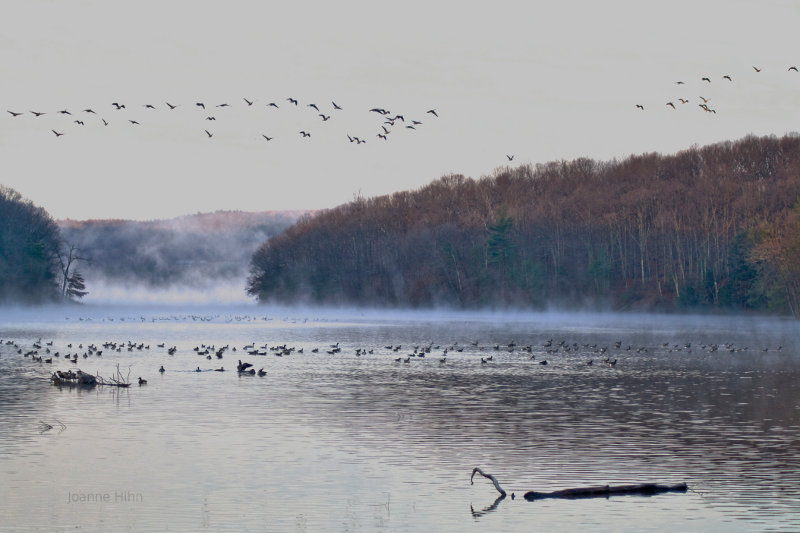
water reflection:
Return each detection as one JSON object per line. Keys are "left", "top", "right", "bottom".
{"left": 0, "top": 307, "right": 798, "bottom": 531}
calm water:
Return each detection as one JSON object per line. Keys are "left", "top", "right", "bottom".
{"left": 1, "top": 305, "right": 799, "bottom": 532}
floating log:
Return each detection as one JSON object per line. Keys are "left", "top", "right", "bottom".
{"left": 471, "top": 467, "right": 507, "bottom": 497}
{"left": 523, "top": 482, "right": 688, "bottom": 501}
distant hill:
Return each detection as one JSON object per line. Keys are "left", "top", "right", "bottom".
{"left": 247, "top": 134, "right": 800, "bottom": 315}
{"left": 59, "top": 210, "right": 311, "bottom": 294}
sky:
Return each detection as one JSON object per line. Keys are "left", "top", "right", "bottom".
{"left": 2, "top": 0, "right": 799, "bottom": 221}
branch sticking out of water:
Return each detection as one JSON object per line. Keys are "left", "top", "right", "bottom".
{"left": 471, "top": 467, "right": 507, "bottom": 497}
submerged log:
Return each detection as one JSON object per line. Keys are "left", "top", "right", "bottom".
{"left": 471, "top": 467, "right": 507, "bottom": 497}
{"left": 523, "top": 482, "right": 688, "bottom": 501}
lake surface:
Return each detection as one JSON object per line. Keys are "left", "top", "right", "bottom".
{"left": 1, "top": 305, "right": 799, "bottom": 532}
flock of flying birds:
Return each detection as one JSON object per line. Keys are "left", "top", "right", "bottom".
{"left": 4, "top": 96, "right": 440, "bottom": 146}
{"left": 635, "top": 64, "right": 800, "bottom": 114}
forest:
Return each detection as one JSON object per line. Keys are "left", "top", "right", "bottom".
{"left": 247, "top": 134, "right": 800, "bottom": 316}
{"left": 0, "top": 185, "right": 83, "bottom": 303}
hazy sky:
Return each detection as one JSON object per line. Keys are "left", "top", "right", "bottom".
{"left": 2, "top": 0, "right": 799, "bottom": 220}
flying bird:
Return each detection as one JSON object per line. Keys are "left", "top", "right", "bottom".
{"left": 7, "top": 110, "right": 22, "bottom": 116}
{"left": 51, "top": 130, "right": 64, "bottom": 137}
{"left": 30, "top": 111, "right": 46, "bottom": 116}
{"left": 287, "top": 97, "right": 298, "bottom": 105}
{"left": 753, "top": 66, "right": 762, "bottom": 72}
{"left": 377, "top": 133, "right": 387, "bottom": 140}
{"left": 196, "top": 102, "right": 205, "bottom": 109}
{"left": 216, "top": 103, "right": 229, "bottom": 107}
{"left": 723, "top": 75, "right": 732, "bottom": 81}
{"left": 701, "top": 77, "right": 711, "bottom": 82}
{"left": 319, "top": 114, "right": 330, "bottom": 121}
{"left": 84, "top": 109, "right": 96, "bottom": 114}
{"left": 300, "top": 131, "right": 311, "bottom": 137}
{"left": 166, "top": 102, "right": 178, "bottom": 109}
{"left": 74, "top": 120, "right": 84, "bottom": 125}
{"left": 243, "top": 98, "right": 254, "bottom": 106}
{"left": 205, "top": 116, "right": 216, "bottom": 121}
{"left": 790, "top": 66, "right": 799, "bottom": 72}
{"left": 144, "top": 104, "right": 156, "bottom": 109}
{"left": 405, "top": 125, "right": 416, "bottom": 130}
{"left": 699, "top": 96, "right": 710, "bottom": 103}
{"left": 666, "top": 102, "right": 676, "bottom": 109}
{"left": 675, "top": 81, "right": 685, "bottom": 85}
{"left": 411, "top": 120, "right": 422, "bottom": 125}
{"left": 332, "top": 101, "right": 342, "bottom": 110}
{"left": 426, "top": 109, "right": 438, "bottom": 117}
{"left": 678, "top": 98, "right": 689, "bottom": 104}
{"left": 267, "top": 102, "right": 279, "bottom": 108}
{"left": 308, "top": 103, "right": 319, "bottom": 111}
{"left": 262, "top": 135, "right": 273, "bottom": 141}
{"left": 111, "top": 103, "right": 125, "bottom": 110}
{"left": 128, "top": 120, "right": 139, "bottom": 125}
{"left": 205, "top": 129, "right": 213, "bottom": 138}
{"left": 58, "top": 109, "right": 72, "bottom": 115}
{"left": 102, "top": 118, "right": 108, "bottom": 126}
{"left": 506, "top": 155, "right": 514, "bottom": 161}
{"left": 635, "top": 104, "right": 644, "bottom": 110}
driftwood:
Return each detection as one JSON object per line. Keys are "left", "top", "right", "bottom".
{"left": 471, "top": 467, "right": 687, "bottom": 503}
{"left": 51, "top": 365, "right": 131, "bottom": 388}
{"left": 523, "top": 482, "right": 688, "bottom": 501}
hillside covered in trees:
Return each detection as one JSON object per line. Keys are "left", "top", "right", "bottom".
{"left": 0, "top": 186, "right": 82, "bottom": 304}
{"left": 247, "top": 134, "right": 800, "bottom": 316}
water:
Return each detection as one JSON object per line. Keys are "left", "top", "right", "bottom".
{"left": 1, "top": 305, "right": 799, "bottom": 532}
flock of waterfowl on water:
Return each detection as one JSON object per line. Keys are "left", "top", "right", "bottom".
{"left": 0, "top": 328, "right": 785, "bottom": 389}
{"left": 635, "top": 64, "right": 800, "bottom": 114}
{"left": 4, "top": 96, "right": 439, "bottom": 145}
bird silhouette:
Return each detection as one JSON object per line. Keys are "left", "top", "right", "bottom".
{"left": 666, "top": 102, "right": 676, "bottom": 109}
{"left": 128, "top": 120, "right": 139, "bottom": 125}
{"left": 84, "top": 109, "right": 96, "bottom": 114}
{"left": 267, "top": 102, "right": 279, "bottom": 108}
{"left": 111, "top": 103, "right": 125, "bottom": 110}
{"left": 411, "top": 120, "right": 422, "bottom": 125}
{"left": 377, "top": 133, "right": 387, "bottom": 140}
{"left": 51, "top": 130, "right": 64, "bottom": 137}
{"left": 205, "top": 116, "right": 216, "bottom": 121}
{"left": 753, "top": 66, "right": 762, "bottom": 72}
{"left": 405, "top": 125, "right": 416, "bottom": 130}
{"left": 205, "top": 130, "right": 213, "bottom": 138}
{"left": 300, "top": 131, "right": 311, "bottom": 137}
{"left": 678, "top": 98, "right": 689, "bottom": 104}
{"left": 74, "top": 120, "right": 84, "bottom": 125}
{"left": 308, "top": 103, "right": 319, "bottom": 111}
{"left": 7, "top": 110, "right": 22, "bottom": 116}
{"left": 216, "top": 103, "right": 229, "bottom": 107}
{"left": 675, "top": 81, "right": 685, "bottom": 85}
{"left": 166, "top": 102, "right": 177, "bottom": 109}
{"left": 243, "top": 98, "right": 254, "bottom": 106}
{"left": 635, "top": 104, "right": 644, "bottom": 110}
{"left": 723, "top": 75, "right": 732, "bottom": 81}
{"left": 699, "top": 96, "right": 710, "bottom": 103}
{"left": 30, "top": 111, "right": 46, "bottom": 116}
{"left": 427, "top": 109, "right": 438, "bottom": 117}
{"left": 332, "top": 101, "right": 342, "bottom": 110}
{"left": 287, "top": 97, "right": 298, "bottom": 105}
{"left": 506, "top": 154, "right": 514, "bottom": 161}
{"left": 702, "top": 77, "right": 711, "bottom": 82}
{"left": 319, "top": 114, "right": 330, "bottom": 121}
{"left": 790, "top": 66, "right": 799, "bottom": 72}
{"left": 144, "top": 104, "right": 156, "bottom": 109}
{"left": 196, "top": 102, "right": 205, "bottom": 109}
{"left": 102, "top": 118, "right": 108, "bottom": 126}
{"left": 262, "top": 135, "right": 273, "bottom": 141}
{"left": 58, "top": 109, "right": 71, "bottom": 115}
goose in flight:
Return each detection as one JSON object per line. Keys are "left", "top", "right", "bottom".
{"left": 300, "top": 131, "right": 311, "bottom": 137}
{"left": 790, "top": 66, "right": 799, "bottom": 72}
{"left": 635, "top": 104, "right": 644, "bottom": 110}
{"left": 666, "top": 102, "right": 676, "bottom": 109}
{"left": 128, "top": 119, "right": 139, "bottom": 125}
{"left": 205, "top": 116, "right": 216, "bottom": 120}
{"left": 701, "top": 77, "right": 711, "bottom": 82}
{"left": 411, "top": 120, "right": 422, "bottom": 125}
{"left": 243, "top": 98, "right": 254, "bottom": 106}
{"left": 723, "top": 75, "right": 732, "bottom": 81}
{"left": 308, "top": 103, "right": 319, "bottom": 111}
{"left": 52, "top": 129, "right": 64, "bottom": 137}
{"left": 332, "top": 101, "right": 342, "bottom": 110}
{"left": 753, "top": 66, "right": 762, "bottom": 72}
{"left": 102, "top": 118, "right": 108, "bottom": 126}
{"left": 205, "top": 129, "right": 213, "bottom": 138}
{"left": 262, "top": 135, "right": 273, "bottom": 141}
{"left": 319, "top": 114, "right": 330, "bottom": 121}
{"left": 287, "top": 97, "right": 298, "bottom": 105}
{"left": 267, "top": 102, "right": 279, "bottom": 108}
{"left": 58, "top": 109, "right": 71, "bottom": 115}
{"left": 166, "top": 102, "right": 177, "bottom": 109}
{"left": 426, "top": 109, "right": 438, "bottom": 117}
{"left": 7, "top": 110, "right": 22, "bottom": 116}
{"left": 74, "top": 120, "right": 84, "bottom": 125}
{"left": 30, "top": 111, "right": 46, "bottom": 116}
{"left": 216, "top": 103, "right": 229, "bottom": 107}
{"left": 144, "top": 104, "right": 156, "bottom": 109}
{"left": 506, "top": 155, "right": 514, "bottom": 161}
{"left": 196, "top": 102, "right": 205, "bottom": 109}
{"left": 678, "top": 98, "right": 689, "bottom": 104}
{"left": 699, "top": 96, "right": 710, "bottom": 103}
{"left": 377, "top": 133, "right": 387, "bottom": 140}
{"left": 111, "top": 103, "right": 125, "bottom": 110}
{"left": 84, "top": 109, "right": 96, "bottom": 114}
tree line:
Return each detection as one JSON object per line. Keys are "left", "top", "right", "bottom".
{"left": 0, "top": 186, "right": 86, "bottom": 304}
{"left": 247, "top": 134, "right": 800, "bottom": 316}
